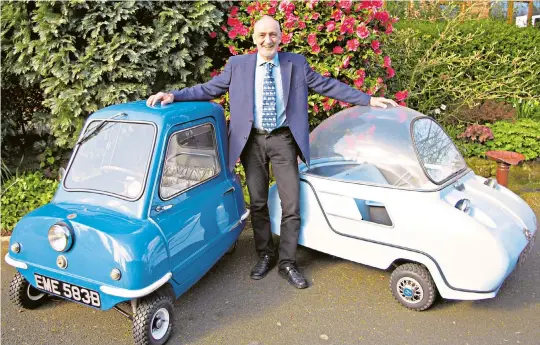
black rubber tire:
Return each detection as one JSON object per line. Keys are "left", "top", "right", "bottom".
{"left": 389, "top": 263, "right": 437, "bottom": 311}
{"left": 133, "top": 292, "right": 174, "bottom": 345}
{"left": 9, "top": 271, "right": 48, "bottom": 309}
{"left": 225, "top": 240, "right": 238, "bottom": 255}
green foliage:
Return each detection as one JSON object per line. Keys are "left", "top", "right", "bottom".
{"left": 486, "top": 119, "right": 540, "bottom": 160}
{"left": 446, "top": 119, "right": 540, "bottom": 160}
{"left": 1, "top": 0, "right": 224, "bottom": 150}
{"left": 514, "top": 98, "right": 540, "bottom": 121}
{"left": 387, "top": 16, "right": 540, "bottom": 116}
{"left": 1, "top": 171, "right": 59, "bottom": 234}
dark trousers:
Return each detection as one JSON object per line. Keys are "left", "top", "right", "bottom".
{"left": 240, "top": 127, "right": 301, "bottom": 269}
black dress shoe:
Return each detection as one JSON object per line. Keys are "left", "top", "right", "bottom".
{"left": 250, "top": 255, "right": 274, "bottom": 280}
{"left": 278, "top": 265, "right": 308, "bottom": 289}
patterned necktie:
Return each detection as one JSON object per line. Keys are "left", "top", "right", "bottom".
{"left": 262, "top": 62, "right": 277, "bottom": 132}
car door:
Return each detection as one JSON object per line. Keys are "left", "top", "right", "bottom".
{"left": 150, "top": 118, "right": 238, "bottom": 283}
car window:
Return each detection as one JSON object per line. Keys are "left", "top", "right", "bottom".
{"left": 160, "top": 123, "right": 220, "bottom": 199}
{"left": 412, "top": 118, "right": 466, "bottom": 184}
{"left": 64, "top": 121, "right": 155, "bottom": 200}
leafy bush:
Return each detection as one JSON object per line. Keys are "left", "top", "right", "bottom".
{"left": 387, "top": 16, "right": 540, "bottom": 117}
{"left": 515, "top": 98, "right": 540, "bottom": 121}
{"left": 1, "top": 171, "right": 58, "bottom": 235}
{"left": 447, "top": 119, "right": 540, "bottom": 160}
{"left": 457, "top": 124, "right": 493, "bottom": 143}
{"left": 213, "top": 0, "right": 405, "bottom": 129}
{"left": 1, "top": 1, "right": 225, "bottom": 150}
{"left": 453, "top": 100, "right": 516, "bottom": 124}
{"left": 486, "top": 119, "right": 540, "bottom": 160}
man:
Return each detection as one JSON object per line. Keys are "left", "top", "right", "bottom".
{"left": 147, "top": 16, "right": 397, "bottom": 289}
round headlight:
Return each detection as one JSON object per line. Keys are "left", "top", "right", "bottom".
{"left": 455, "top": 199, "right": 471, "bottom": 214}
{"left": 48, "top": 223, "right": 74, "bottom": 252}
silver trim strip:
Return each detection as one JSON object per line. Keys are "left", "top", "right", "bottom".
{"left": 230, "top": 209, "right": 250, "bottom": 231}
{"left": 241, "top": 209, "right": 250, "bottom": 221}
{"left": 99, "top": 272, "right": 172, "bottom": 298}
{"left": 5, "top": 253, "right": 28, "bottom": 269}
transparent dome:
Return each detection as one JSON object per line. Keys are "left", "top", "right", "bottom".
{"left": 305, "top": 106, "right": 467, "bottom": 190}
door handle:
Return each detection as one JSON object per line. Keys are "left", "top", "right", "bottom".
{"left": 155, "top": 204, "right": 173, "bottom": 212}
{"left": 223, "top": 186, "right": 235, "bottom": 195}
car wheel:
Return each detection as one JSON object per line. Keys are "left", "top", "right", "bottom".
{"left": 390, "top": 263, "right": 437, "bottom": 311}
{"left": 133, "top": 292, "right": 174, "bottom": 345}
{"left": 226, "top": 240, "right": 238, "bottom": 255}
{"left": 9, "top": 271, "right": 48, "bottom": 309}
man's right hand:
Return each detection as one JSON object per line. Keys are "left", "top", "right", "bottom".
{"left": 146, "top": 92, "right": 174, "bottom": 107}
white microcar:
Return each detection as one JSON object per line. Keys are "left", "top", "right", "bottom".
{"left": 268, "top": 106, "right": 537, "bottom": 310}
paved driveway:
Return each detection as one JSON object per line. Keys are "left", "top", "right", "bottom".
{"left": 2, "top": 227, "right": 539, "bottom": 345}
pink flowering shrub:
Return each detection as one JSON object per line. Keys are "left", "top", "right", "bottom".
{"left": 210, "top": 0, "right": 408, "bottom": 127}
{"left": 457, "top": 124, "right": 494, "bottom": 143}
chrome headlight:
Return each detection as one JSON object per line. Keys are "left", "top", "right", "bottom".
{"left": 48, "top": 223, "right": 74, "bottom": 252}
{"left": 455, "top": 199, "right": 471, "bottom": 214}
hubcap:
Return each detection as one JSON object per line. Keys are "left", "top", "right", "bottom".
{"left": 27, "top": 284, "right": 45, "bottom": 301}
{"left": 151, "top": 308, "right": 170, "bottom": 340}
{"left": 397, "top": 277, "right": 424, "bottom": 304}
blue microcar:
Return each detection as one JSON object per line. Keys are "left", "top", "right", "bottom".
{"left": 5, "top": 100, "right": 249, "bottom": 345}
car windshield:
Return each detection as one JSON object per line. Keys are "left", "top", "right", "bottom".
{"left": 305, "top": 106, "right": 466, "bottom": 190}
{"left": 412, "top": 118, "right": 466, "bottom": 184}
{"left": 64, "top": 120, "right": 156, "bottom": 199}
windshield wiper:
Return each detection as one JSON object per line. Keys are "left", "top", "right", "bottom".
{"left": 76, "top": 112, "right": 127, "bottom": 146}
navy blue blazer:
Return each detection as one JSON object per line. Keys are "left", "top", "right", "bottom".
{"left": 171, "top": 52, "right": 371, "bottom": 172}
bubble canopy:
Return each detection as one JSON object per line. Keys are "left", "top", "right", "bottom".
{"left": 304, "top": 106, "right": 467, "bottom": 190}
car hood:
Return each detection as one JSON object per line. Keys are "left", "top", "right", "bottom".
{"left": 9, "top": 203, "right": 169, "bottom": 288}
{"left": 443, "top": 172, "right": 537, "bottom": 259}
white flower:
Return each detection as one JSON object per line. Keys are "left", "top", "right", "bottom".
{"left": 434, "top": 108, "right": 441, "bottom": 115}
{"left": 440, "top": 104, "right": 447, "bottom": 111}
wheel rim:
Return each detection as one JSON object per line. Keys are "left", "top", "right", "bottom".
{"left": 27, "top": 284, "right": 45, "bottom": 301}
{"left": 150, "top": 307, "right": 170, "bottom": 340}
{"left": 397, "top": 277, "right": 424, "bottom": 304}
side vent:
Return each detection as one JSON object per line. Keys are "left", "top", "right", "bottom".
{"left": 356, "top": 199, "right": 393, "bottom": 226}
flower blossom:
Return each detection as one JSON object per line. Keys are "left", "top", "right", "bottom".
{"left": 356, "top": 24, "right": 370, "bottom": 39}
{"left": 395, "top": 90, "right": 409, "bottom": 101}
{"left": 333, "top": 46, "right": 344, "bottom": 54}
{"left": 383, "top": 56, "right": 391, "bottom": 68}
{"left": 308, "top": 33, "right": 318, "bottom": 46}
{"left": 346, "top": 38, "right": 360, "bottom": 51}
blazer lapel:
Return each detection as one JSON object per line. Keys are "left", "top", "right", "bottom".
{"left": 243, "top": 54, "right": 257, "bottom": 119}
{"left": 279, "top": 53, "right": 292, "bottom": 110}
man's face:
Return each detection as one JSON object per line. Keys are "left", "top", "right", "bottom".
{"left": 253, "top": 18, "right": 281, "bottom": 61}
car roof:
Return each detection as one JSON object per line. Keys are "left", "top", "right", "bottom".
{"left": 87, "top": 100, "right": 225, "bottom": 128}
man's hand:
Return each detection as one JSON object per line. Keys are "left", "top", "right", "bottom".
{"left": 369, "top": 97, "right": 398, "bottom": 108}
{"left": 146, "top": 92, "right": 174, "bottom": 107}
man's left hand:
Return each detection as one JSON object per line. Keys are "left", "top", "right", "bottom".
{"left": 369, "top": 97, "right": 398, "bottom": 108}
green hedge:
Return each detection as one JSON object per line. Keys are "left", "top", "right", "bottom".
{"left": 1, "top": 171, "right": 59, "bottom": 234}
{"left": 387, "top": 18, "right": 540, "bottom": 114}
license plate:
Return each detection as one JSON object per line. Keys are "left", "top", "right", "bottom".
{"left": 34, "top": 274, "right": 101, "bottom": 308}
